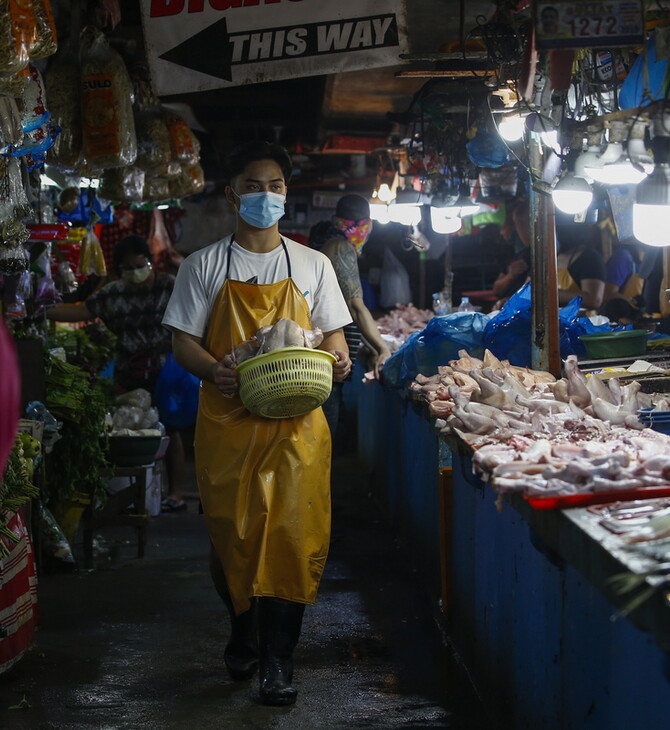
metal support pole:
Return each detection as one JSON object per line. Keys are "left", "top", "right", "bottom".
{"left": 529, "top": 137, "right": 561, "bottom": 376}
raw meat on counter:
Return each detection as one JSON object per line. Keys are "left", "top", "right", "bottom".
{"left": 375, "top": 304, "right": 433, "bottom": 353}
{"left": 232, "top": 319, "right": 324, "bottom": 364}
{"left": 412, "top": 350, "right": 670, "bottom": 500}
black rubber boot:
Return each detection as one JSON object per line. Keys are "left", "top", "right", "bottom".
{"left": 258, "top": 598, "right": 305, "bottom": 706}
{"left": 209, "top": 546, "right": 258, "bottom": 681}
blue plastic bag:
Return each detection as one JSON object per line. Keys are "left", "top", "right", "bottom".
{"left": 383, "top": 312, "right": 489, "bottom": 387}
{"left": 154, "top": 354, "right": 200, "bottom": 429}
{"left": 483, "top": 283, "right": 631, "bottom": 365}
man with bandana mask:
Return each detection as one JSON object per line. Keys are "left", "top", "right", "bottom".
{"left": 309, "top": 194, "right": 392, "bottom": 436}
{"left": 46, "top": 235, "right": 189, "bottom": 511}
{"left": 162, "top": 141, "right": 352, "bottom": 707}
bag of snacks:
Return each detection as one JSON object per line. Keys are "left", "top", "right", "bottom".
{"left": 98, "top": 165, "right": 145, "bottom": 202}
{"left": 45, "top": 47, "right": 83, "bottom": 171}
{"left": 30, "top": 0, "right": 57, "bottom": 60}
{"left": 80, "top": 30, "right": 137, "bottom": 170}
{"left": 0, "top": 0, "right": 35, "bottom": 77}
{"left": 162, "top": 106, "right": 200, "bottom": 167}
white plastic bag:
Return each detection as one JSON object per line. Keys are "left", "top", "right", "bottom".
{"left": 380, "top": 248, "right": 411, "bottom": 309}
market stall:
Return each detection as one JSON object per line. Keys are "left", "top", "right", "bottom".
{"left": 358, "top": 333, "right": 670, "bottom": 728}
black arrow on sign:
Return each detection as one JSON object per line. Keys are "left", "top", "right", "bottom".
{"left": 159, "top": 14, "right": 399, "bottom": 84}
{"left": 160, "top": 16, "right": 235, "bottom": 82}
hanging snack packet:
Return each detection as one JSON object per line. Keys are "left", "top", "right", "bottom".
{"left": 45, "top": 47, "right": 83, "bottom": 172}
{"left": 21, "top": 64, "right": 50, "bottom": 132}
{"left": 162, "top": 107, "right": 200, "bottom": 166}
{"left": 80, "top": 30, "right": 137, "bottom": 170}
{"left": 30, "top": 0, "right": 57, "bottom": 60}
{"left": 98, "top": 165, "right": 145, "bottom": 202}
{"left": 0, "top": 0, "right": 35, "bottom": 77}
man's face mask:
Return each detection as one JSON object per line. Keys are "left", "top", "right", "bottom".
{"left": 233, "top": 190, "right": 286, "bottom": 229}
{"left": 122, "top": 264, "right": 152, "bottom": 284}
{"left": 332, "top": 216, "right": 373, "bottom": 254}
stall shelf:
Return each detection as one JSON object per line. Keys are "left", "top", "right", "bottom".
{"left": 357, "top": 381, "right": 670, "bottom": 730}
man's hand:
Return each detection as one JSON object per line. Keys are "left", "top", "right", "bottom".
{"left": 213, "top": 353, "right": 239, "bottom": 396}
{"left": 330, "top": 350, "right": 352, "bottom": 382}
{"left": 371, "top": 347, "right": 392, "bottom": 379}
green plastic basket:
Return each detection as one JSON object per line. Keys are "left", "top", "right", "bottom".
{"left": 578, "top": 329, "right": 649, "bottom": 359}
{"left": 236, "top": 346, "right": 336, "bottom": 419}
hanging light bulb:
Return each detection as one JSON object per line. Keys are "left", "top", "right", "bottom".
{"left": 388, "top": 188, "right": 426, "bottom": 226}
{"left": 498, "top": 113, "right": 525, "bottom": 142}
{"left": 377, "top": 183, "right": 395, "bottom": 203}
{"left": 430, "top": 208, "right": 462, "bottom": 234}
{"left": 633, "top": 115, "right": 670, "bottom": 247}
{"left": 370, "top": 201, "right": 390, "bottom": 224}
{"left": 552, "top": 173, "right": 593, "bottom": 215}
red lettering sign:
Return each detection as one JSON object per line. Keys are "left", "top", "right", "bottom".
{"left": 150, "top": 0, "right": 184, "bottom": 17}
{"left": 151, "top": 0, "right": 302, "bottom": 15}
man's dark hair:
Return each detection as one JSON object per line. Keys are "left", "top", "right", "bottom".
{"left": 113, "top": 234, "right": 152, "bottom": 276}
{"left": 227, "top": 141, "right": 293, "bottom": 184}
{"left": 335, "top": 194, "right": 370, "bottom": 222}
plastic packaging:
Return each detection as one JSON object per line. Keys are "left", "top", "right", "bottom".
{"left": 0, "top": 0, "right": 34, "bottom": 77}
{"left": 162, "top": 106, "right": 200, "bottom": 166}
{"left": 169, "top": 163, "right": 205, "bottom": 199}
{"left": 98, "top": 165, "right": 145, "bottom": 202}
{"left": 0, "top": 98, "right": 24, "bottom": 155}
{"left": 77, "top": 227, "right": 107, "bottom": 277}
{"left": 44, "top": 47, "right": 83, "bottom": 171}
{"left": 116, "top": 388, "right": 152, "bottom": 411}
{"left": 30, "top": 0, "right": 58, "bottom": 61}
{"left": 382, "top": 311, "right": 490, "bottom": 387}
{"left": 80, "top": 31, "right": 137, "bottom": 170}
{"left": 457, "top": 296, "right": 474, "bottom": 312}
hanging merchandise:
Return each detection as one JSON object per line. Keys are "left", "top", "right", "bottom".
{"left": 29, "top": 0, "right": 57, "bottom": 61}
{"left": 0, "top": 98, "right": 23, "bottom": 155}
{"left": 56, "top": 187, "right": 113, "bottom": 225}
{"left": 132, "top": 68, "right": 175, "bottom": 176}
{"left": 80, "top": 30, "right": 137, "bottom": 170}
{"left": 148, "top": 208, "right": 183, "bottom": 272}
{"left": 77, "top": 227, "right": 106, "bottom": 277}
{"left": 144, "top": 176, "right": 170, "bottom": 203}
{"left": 44, "top": 47, "right": 84, "bottom": 172}
{"left": 32, "top": 242, "right": 61, "bottom": 315}
{"left": 0, "top": 0, "right": 34, "bottom": 78}
{"left": 98, "top": 165, "right": 145, "bottom": 202}
{"left": 20, "top": 65, "right": 49, "bottom": 132}
{"left": 0, "top": 156, "right": 33, "bottom": 221}
{"left": 168, "top": 163, "right": 205, "bottom": 199}
{"left": 466, "top": 128, "right": 510, "bottom": 168}
{"left": 162, "top": 107, "right": 200, "bottom": 167}
{"left": 619, "top": 35, "right": 668, "bottom": 109}
{"left": 3, "top": 268, "right": 31, "bottom": 319}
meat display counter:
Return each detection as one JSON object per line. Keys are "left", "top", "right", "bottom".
{"left": 356, "top": 380, "right": 670, "bottom": 730}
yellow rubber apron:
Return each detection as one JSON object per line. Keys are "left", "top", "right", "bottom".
{"left": 195, "top": 240, "right": 331, "bottom": 615}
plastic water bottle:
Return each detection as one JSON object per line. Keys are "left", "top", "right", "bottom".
{"left": 457, "top": 296, "right": 474, "bottom": 312}
{"left": 432, "top": 292, "right": 448, "bottom": 316}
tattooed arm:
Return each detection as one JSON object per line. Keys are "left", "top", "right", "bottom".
{"left": 322, "top": 237, "right": 391, "bottom": 377}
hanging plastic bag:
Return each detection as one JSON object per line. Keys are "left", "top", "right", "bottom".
{"left": 0, "top": 0, "right": 34, "bottom": 77}
{"left": 162, "top": 106, "right": 200, "bottom": 167}
{"left": 380, "top": 248, "right": 411, "bottom": 309}
{"left": 80, "top": 30, "right": 137, "bottom": 170}
{"left": 30, "top": 0, "right": 58, "bottom": 60}
{"left": 98, "top": 165, "right": 145, "bottom": 202}
{"left": 154, "top": 353, "right": 200, "bottom": 429}
{"left": 4, "top": 268, "right": 31, "bottom": 319}
{"left": 45, "top": 47, "right": 83, "bottom": 172}
{"left": 169, "top": 163, "right": 205, "bottom": 199}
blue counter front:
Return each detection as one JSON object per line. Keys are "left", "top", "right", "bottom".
{"left": 357, "top": 382, "right": 670, "bottom": 730}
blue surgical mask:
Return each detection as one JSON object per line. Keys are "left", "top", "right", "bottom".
{"left": 233, "top": 191, "right": 285, "bottom": 229}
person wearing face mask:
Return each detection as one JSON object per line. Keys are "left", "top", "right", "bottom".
{"left": 309, "top": 194, "right": 391, "bottom": 437}
{"left": 46, "top": 234, "right": 188, "bottom": 512}
{"left": 162, "top": 140, "right": 352, "bottom": 707}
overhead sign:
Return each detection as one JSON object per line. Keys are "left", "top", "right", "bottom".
{"left": 535, "top": 1, "right": 645, "bottom": 50}
{"left": 140, "top": 0, "right": 409, "bottom": 96}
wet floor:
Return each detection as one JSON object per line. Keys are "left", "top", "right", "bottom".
{"left": 0, "top": 455, "right": 493, "bottom": 729}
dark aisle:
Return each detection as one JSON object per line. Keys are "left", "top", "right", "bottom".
{"left": 0, "top": 456, "right": 491, "bottom": 730}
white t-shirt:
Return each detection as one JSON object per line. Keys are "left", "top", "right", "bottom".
{"left": 162, "top": 235, "right": 352, "bottom": 338}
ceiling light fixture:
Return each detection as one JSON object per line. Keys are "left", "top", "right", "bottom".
{"left": 552, "top": 173, "right": 593, "bottom": 215}
{"left": 633, "top": 114, "right": 670, "bottom": 247}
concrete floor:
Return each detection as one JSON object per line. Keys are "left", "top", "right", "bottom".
{"left": 0, "top": 455, "right": 492, "bottom": 730}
